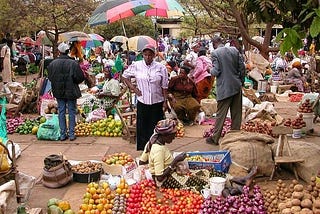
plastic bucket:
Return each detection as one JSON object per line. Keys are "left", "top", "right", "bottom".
{"left": 302, "top": 113, "right": 314, "bottom": 132}
{"left": 292, "top": 129, "right": 302, "bottom": 138}
{"left": 209, "top": 177, "right": 226, "bottom": 196}
{"left": 270, "top": 85, "right": 277, "bottom": 94}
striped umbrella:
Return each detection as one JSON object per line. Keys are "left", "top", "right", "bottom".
{"left": 128, "top": 35, "right": 156, "bottom": 52}
{"left": 80, "top": 33, "right": 105, "bottom": 49}
{"left": 88, "top": 33, "right": 104, "bottom": 41}
{"left": 88, "top": 0, "right": 154, "bottom": 27}
{"left": 142, "top": 0, "right": 185, "bottom": 17}
{"left": 58, "top": 31, "right": 91, "bottom": 42}
{"left": 110, "top": 36, "right": 128, "bottom": 43}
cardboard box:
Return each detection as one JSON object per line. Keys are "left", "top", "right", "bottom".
{"left": 102, "top": 161, "right": 137, "bottom": 176}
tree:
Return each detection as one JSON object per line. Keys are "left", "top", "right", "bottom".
{"left": 276, "top": 0, "right": 320, "bottom": 55}
{"left": 185, "top": 0, "right": 318, "bottom": 59}
{"left": 5, "top": 0, "right": 98, "bottom": 56}
{"left": 0, "top": 0, "right": 26, "bottom": 38}
{"left": 91, "top": 16, "right": 156, "bottom": 40}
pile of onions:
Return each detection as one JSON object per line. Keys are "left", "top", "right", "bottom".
{"left": 6, "top": 117, "right": 25, "bottom": 134}
{"left": 203, "top": 118, "right": 231, "bottom": 138}
{"left": 200, "top": 185, "right": 266, "bottom": 214}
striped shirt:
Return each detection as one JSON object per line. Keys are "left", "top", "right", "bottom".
{"left": 122, "top": 60, "right": 168, "bottom": 105}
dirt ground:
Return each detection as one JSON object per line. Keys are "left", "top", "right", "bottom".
{"left": 5, "top": 74, "right": 320, "bottom": 212}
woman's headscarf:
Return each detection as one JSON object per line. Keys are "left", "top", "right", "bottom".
{"left": 155, "top": 119, "right": 177, "bottom": 134}
{"left": 145, "top": 119, "right": 177, "bottom": 152}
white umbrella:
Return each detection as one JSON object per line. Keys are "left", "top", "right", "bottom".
{"left": 252, "top": 36, "right": 264, "bottom": 44}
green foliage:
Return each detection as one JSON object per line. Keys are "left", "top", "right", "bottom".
{"left": 277, "top": 2, "right": 320, "bottom": 55}
{"left": 276, "top": 27, "right": 304, "bottom": 55}
{"left": 310, "top": 16, "right": 320, "bottom": 38}
{"left": 97, "top": 16, "right": 155, "bottom": 39}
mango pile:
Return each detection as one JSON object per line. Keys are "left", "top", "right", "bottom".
{"left": 75, "top": 115, "right": 123, "bottom": 137}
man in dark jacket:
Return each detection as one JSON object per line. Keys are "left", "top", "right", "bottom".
{"left": 206, "top": 36, "right": 245, "bottom": 145}
{"left": 48, "top": 42, "right": 85, "bottom": 141}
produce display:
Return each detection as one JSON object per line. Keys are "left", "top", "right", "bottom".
{"left": 283, "top": 115, "right": 307, "bottom": 129}
{"left": 264, "top": 177, "right": 320, "bottom": 214}
{"left": 162, "top": 169, "right": 226, "bottom": 191}
{"left": 203, "top": 118, "right": 231, "bottom": 138}
{"left": 71, "top": 161, "right": 103, "bottom": 174}
{"left": 44, "top": 102, "right": 58, "bottom": 114}
{"left": 112, "top": 193, "right": 127, "bottom": 213}
{"left": 200, "top": 185, "right": 266, "bottom": 214}
{"left": 298, "top": 99, "right": 313, "bottom": 113}
{"left": 79, "top": 182, "right": 115, "bottom": 214}
{"left": 14, "top": 117, "right": 46, "bottom": 135}
{"left": 75, "top": 115, "right": 123, "bottom": 137}
{"left": 127, "top": 179, "right": 203, "bottom": 214}
{"left": 209, "top": 170, "right": 226, "bottom": 178}
{"left": 186, "top": 154, "right": 224, "bottom": 163}
{"left": 47, "top": 198, "right": 75, "bottom": 214}
{"left": 161, "top": 176, "right": 184, "bottom": 189}
{"left": 102, "top": 152, "right": 134, "bottom": 166}
{"left": 241, "top": 120, "right": 277, "bottom": 137}
{"left": 289, "top": 93, "right": 303, "bottom": 102}
{"left": 176, "top": 121, "right": 185, "bottom": 137}
{"left": 185, "top": 175, "right": 207, "bottom": 191}
{"left": 6, "top": 116, "right": 24, "bottom": 134}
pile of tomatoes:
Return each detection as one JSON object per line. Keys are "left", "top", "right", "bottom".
{"left": 289, "top": 93, "right": 303, "bottom": 102}
{"left": 126, "top": 179, "right": 203, "bottom": 214}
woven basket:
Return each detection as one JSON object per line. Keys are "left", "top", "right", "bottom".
{"left": 0, "top": 140, "right": 16, "bottom": 186}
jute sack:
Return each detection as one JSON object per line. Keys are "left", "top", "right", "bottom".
{"left": 220, "top": 130, "right": 275, "bottom": 177}
{"left": 200, "top": 99, "right": 217, "bottom": 116}
{"left": 271, "top": 141, "right": 320, "bottom": 183}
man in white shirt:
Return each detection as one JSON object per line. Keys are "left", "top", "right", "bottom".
{"left": 183, "top": 42, "right": 200, "bottom": 77}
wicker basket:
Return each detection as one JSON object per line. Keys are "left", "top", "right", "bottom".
{"left": 0, "top": 140, "right": 17, "bottom": 186}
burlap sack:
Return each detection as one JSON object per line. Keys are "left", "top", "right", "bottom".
{"left": 0, "top": 180, "right": 18, "bottom": 214}
{"left": 200, "top": 99, "right": 217, "bottom": 116}
{"left": 220, "top": 130, "right": 275, "bottom": 177}
{"left": 271, "top": 141, "right": 320, "bottom": 183}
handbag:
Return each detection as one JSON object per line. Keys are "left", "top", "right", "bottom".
{"left": 42, "top": 154, "right": 73, "bottom": 188}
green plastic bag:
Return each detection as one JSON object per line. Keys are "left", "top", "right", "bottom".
{"left": 0, "top": 97, "right": 8, "bottom": 144}
{"left": 37, "top": 114, "right": 60, "bottom": 141}
{"left": 114, "top": 54, "right": 124, "bottom": 72}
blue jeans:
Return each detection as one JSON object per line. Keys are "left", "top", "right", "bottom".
{"left": 57, "top": 98, "right": 77, "bottom": 139}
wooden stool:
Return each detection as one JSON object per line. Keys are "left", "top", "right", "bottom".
{"left": 270, "top": 126, "right": 304, "bottom": 180}
{"left": 115, "top": 105, "right": 136, "bottom": 144}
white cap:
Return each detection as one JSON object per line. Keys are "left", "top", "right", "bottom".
{"left": 58, "top": 42, "right": 70, "bottom": 53}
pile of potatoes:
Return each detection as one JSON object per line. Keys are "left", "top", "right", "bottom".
{"left": 263, "top": 177, "right": 320, "bottom": 214}
{"left": 71, "top": 161, "right": 103, "bottom": 174}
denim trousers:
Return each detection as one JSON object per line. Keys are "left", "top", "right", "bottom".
{"left": 57, "top": 98, "right": 77, "bottom": 139}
